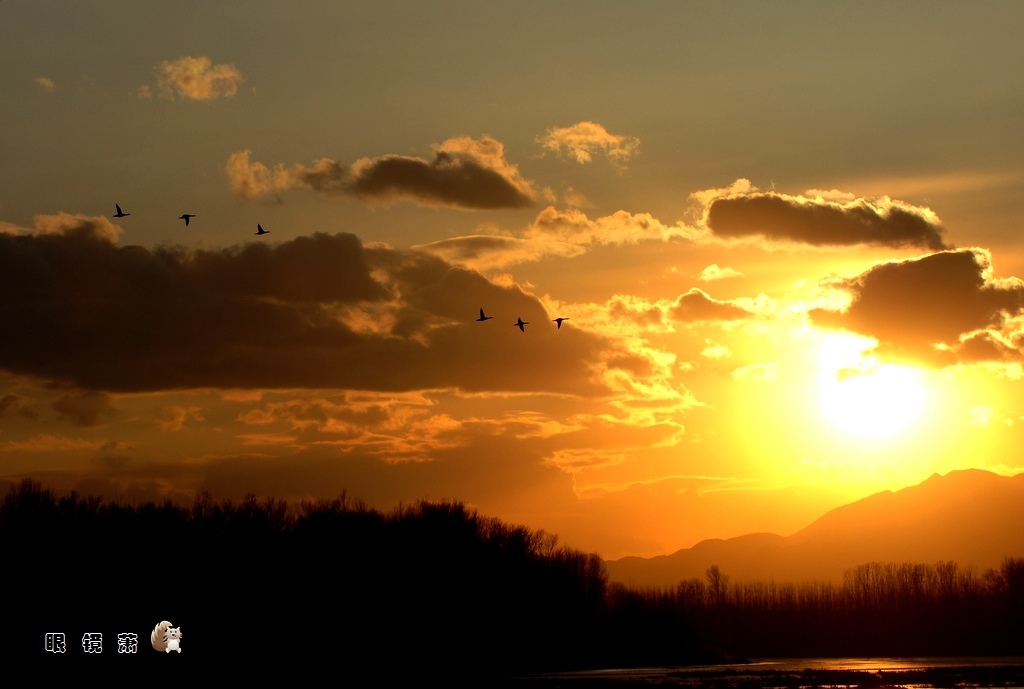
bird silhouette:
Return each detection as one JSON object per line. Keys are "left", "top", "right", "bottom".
{"left": 255, "top": 223, "right": 269, "bottom": 235}
{"left": 553, "top": 317, "right": 570, "bottom": 329}
{"left": 476, "top": 308, "right": 493, "bottom": 322}
{"left": 178, "top": 214, "right": 196, "bottom": 226}
{"left": 514, "top": 317, "right": 528, "bottom": 332}
{"left": 113, "top": 203, "right": 130, "bottom": 218}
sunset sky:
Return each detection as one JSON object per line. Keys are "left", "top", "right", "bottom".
{"left": 2, "top": 2, "right": 1023, "bottom": 559}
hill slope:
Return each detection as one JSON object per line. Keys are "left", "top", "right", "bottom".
{"left": 606, "top": 469, "right": 1024, "bottom": 587}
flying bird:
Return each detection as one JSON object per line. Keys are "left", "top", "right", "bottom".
{"left": 178, "top": 214, "right": 196, "bottom": 226}
{"left": 475, "top": 308, "right": 493, "bottom": 322}
{"left": 553, "top": 317, "right": 570, "bottom": 329}
{"left": 255, "top": 223, "right": 269, "bottom": 235}
{"left": 113, "top": 204, "right": 129, "bottom": 218}
{"left": 514, "top": 317, "right": 528, "bottom": 332}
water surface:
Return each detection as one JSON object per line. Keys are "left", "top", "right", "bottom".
{"left": 512, "top": 656, "right": 1024, "bottom": 688}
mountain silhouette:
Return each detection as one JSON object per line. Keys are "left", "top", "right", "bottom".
{"left": 606, "top": 469, "right": 1024, "bottom": 587}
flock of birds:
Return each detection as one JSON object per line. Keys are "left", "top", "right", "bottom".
{"left": 114, "top": 205, "right": 566, "bottom": 330}
{"left": 113, "top": 204, "right": 269, "bottom": 235}
{"left": 476, "top": 308, "right": 569, "bottom": 332}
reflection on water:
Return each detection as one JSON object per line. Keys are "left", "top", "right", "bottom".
{"left": 516, "top": 657, "right": 1024, "bottom": 688}
{"left": 700, "top": 656, "right": 1024, "bottom": 672}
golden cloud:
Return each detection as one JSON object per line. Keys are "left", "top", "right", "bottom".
{"left": 698, "top": 264, "right": 744, "bottom": 282}
{"left": 226, "top": 136, "right": 536, "bottom": 209}
{"left": 538, "top": 121, "right": 640, "bottom": 166}
{"left": 154, "top": 55, "right": 244, "bottom": 100}
{"left": 417, "top": 206, "right": 689, "bottom": 271}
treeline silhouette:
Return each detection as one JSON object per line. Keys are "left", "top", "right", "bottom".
{"left": 618, "top": 559, "right": 1024, "bottom": 659}
{"left": 4, "top": 479, "right": 1023, "bottom": 676}
{"left": 4, "top": 480, "right": 609, "bottom": 676}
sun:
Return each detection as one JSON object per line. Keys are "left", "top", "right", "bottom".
{"left": 815, "top": 333, "right": 929, "bottom": 441}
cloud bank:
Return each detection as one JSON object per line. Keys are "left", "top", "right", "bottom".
{"left": 697, "top": 180, "right": 948, "bottom": 250}
{"left": 226, "top": 136, "right": 537, "bottom": 210}
{"left": 812, "top": 249, "right": 1024, "bottom": 364}
{"left": 0, "top": 222, "right": 635, "bottom": 395}
{"left": 418, "top": 206, "right": 686, "bottom": 270}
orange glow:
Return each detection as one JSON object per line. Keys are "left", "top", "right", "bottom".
{"left": 3, "top": 1, "right": 1024, "bottom": 568}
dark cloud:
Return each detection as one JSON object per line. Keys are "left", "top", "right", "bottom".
{"left": 0, "top": 394, "right": 39, "bottom": 421}
{"left": 154, "top": 406, "right": 205, "bottom": 432}
{"left": 706, "top": 193, "right": 948, "bottom": 250}
{"left": 811, "top": 249, "right": 1024, "bottom": 364}
{"left": 0, "top": 226, "right": 623, "bottom": 395}
{"left": 52, "top": 392, "right": 115, "bottom": 427}
{"left": 669, "top": 289, "right": 755, "bottom": 322}
{"left": 607, "top": 297, "right": 665, "bottom": 327}
{"left": 226, "top": 136, "right": 536, "bottom": 210}
{"left": 347, "top": 153, "right": 534, "bottom": 209}
{"left": 90, "top": 441, "right": 134, "bottom": 471}
{"left": 177, "top": 232, "right": 386, "bottom": 302}
{"left": 956, "top": 331, "right": 1021, "bottom": 363}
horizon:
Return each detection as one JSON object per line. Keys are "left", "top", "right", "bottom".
{"left": 10, "top": 478, "right": 1023, "bottom": 675}
{"left": 2, "top": 2, "right": 1024, "bottom": 561}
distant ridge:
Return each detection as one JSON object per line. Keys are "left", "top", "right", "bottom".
{"left": 606, "top": 469, "right": 1024, "bottom": 587}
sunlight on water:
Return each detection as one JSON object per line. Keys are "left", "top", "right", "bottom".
{"left": 525, "top": 657, "right": 1024, "bottom": 688}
